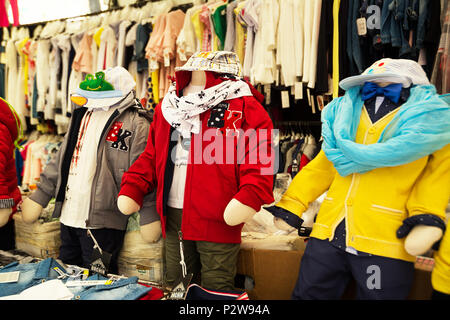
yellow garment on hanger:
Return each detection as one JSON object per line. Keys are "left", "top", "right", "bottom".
{"left": 18, "top": 38, "right": 29, "bottom": 97}
{"left": 93, "top": 27, "right": 104, "bottom": 47}
{"left": 152, "top": 69, "right": 159, "bottom": 104}
{"left": 234, "top": 1, "right": 247, "bottom": 63}
{"left": 191, "top": 8, "right": 204, "bottom": 50}
{"left": 332, "top": 0, "right": 340, "bottom": 98}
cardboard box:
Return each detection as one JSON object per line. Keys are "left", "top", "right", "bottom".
{"left": 237, "top": 246, "right": 434, "bottom": 300}
{"left": 236, "top": 247, "right": 304, "bottom": 300}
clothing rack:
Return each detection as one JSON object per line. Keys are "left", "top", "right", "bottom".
{"left": 10, "top": 0, "right": 194, "bottom": 28}
{"left": 275, "top": 121, "right": 322, "bottom": 127}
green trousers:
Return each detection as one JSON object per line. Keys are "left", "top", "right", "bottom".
{"left": 165, "top": 207, "right": 240, "bottom": 292}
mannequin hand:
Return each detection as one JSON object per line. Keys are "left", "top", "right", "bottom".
{"left": 20, "top": 198, "right": 43, "bottom": 224}
{"left": 223, "top": 199, "right": 256, "bottom": 226}
{"left": 404, "top": 225, "right": 443, "bottom": 256}
{"left": 140, "top": 221, "right": 162, "bottom": 243}
{"left": 273, "top": 217, "right": 296, "bottom": 232}
{"left": 0, "top": 208, "right": 12, "bottom": 227}
{"left": 117, "top": 195, "right": 141, "bottom": 215}
{"left": 12, "top": 211, "right": 24, "bottom": 222}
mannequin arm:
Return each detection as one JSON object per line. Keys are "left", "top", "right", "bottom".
{"left": 224, "top": 198, "right": 256, "bottom": 226}
{"left": 117, "top": 195, "right": 141, "bottom": 215}
{"left": 0, "top": 208, "right": 11, "bottom": 227}
{"left": 118, "top": 111, "right": 158, "bottom": 210}
{"left": 140, "top": 221, "right": 162, "bottom": 243}
{"left": 20, "top": 197, "right": 43, "bottom": 224}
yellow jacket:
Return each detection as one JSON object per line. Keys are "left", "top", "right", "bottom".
{"left": 433, "top": 219, "right": 450, "bottom": 294}
{"left": 277, "top": 106, "right": 450, "bottom": 262}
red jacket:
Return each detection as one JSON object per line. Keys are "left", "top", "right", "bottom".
{"left": 119, "top": 71, "right": 274, "bottom": 243}
{"left": 0, "top": 98, "right": 22, "bottom": 216}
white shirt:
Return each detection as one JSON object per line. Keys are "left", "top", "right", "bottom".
{"left": 60, "top": 107, "right": 117, "bottom": 229}
{"left": 167, "top": 134, "right": 190, "bottom": 209}
{"left": 167, "top": 83, "right": 203, "bottom": 209}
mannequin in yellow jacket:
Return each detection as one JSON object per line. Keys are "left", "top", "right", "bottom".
{"left": 268, "top": 60, "right": 450, "bottom": 299}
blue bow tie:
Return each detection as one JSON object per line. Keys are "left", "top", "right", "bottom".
{"left": 361, "top": 82, "right": 403, "bottom": 104}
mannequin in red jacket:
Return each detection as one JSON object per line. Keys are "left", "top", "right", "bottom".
{"left": 118, "top": 71, "right": 257, "bottom": 224}
{"left": 0, "top": 98, "right": 23, "bottom": 249}
{"left": 117, "top": 51, "right": 275, "bottom": 292}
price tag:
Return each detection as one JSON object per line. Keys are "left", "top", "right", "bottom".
{"left": 311, "top": 93, "right": 316, "bottom": 114}
{"left": 164, "top": 53, "right": 170, "bottom": 67}
{"left": 179, "top": 49, "right": 187, "bottom": 62}
{"left": 65, "top": 280, "right": 114, "bottom": 287}
{"left": 356, "top": 17, "right": 367, "bottom": 36}
{"left": 294, "top": 82, "right": 303, "bottom": 100}
{"left": 0, "top": 271, "right": 20, "bottom": 283}
{"left": 264, "top": 84, "right": 271, "bottom": 105}
{"left": 281, "top": 91, "right": 290, "bottom": 109}
{"left": 317, "top": 95, "right": 325, "bottom": 111}
{"left": 306, "top": 88, "right": 312, "bottom": 106}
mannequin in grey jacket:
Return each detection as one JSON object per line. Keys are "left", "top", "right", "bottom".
{"left": 20, "top": 67, "right": 161, "bottom": 273}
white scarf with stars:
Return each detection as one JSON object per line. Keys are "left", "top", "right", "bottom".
{"left": 161, "top": 80, "right": 252, "bottom": 137}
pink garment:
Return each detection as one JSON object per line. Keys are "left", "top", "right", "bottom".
{"left": 145, "top": 14, "right": 167, "bottom": 62}
{"left": 162, "top": 9, "right": 185, "bottom": 60}
{"left": 72, "top": 33, "right": 93, "bottom": 74}
{"left": 199, "top": 5, "right": 212, "bottom": 51}
{"left": 0, "top": 0, "right": 19, "bottom": 27}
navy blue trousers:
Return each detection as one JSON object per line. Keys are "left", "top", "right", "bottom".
{"left": 292, "top": 237, "right": 415, "bottom": 300}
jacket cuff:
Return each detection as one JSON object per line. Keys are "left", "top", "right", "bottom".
{"left": 396, "top": 214, "right": 446, "bottom": 239}
{"left": 276, "top": 195, "right": 307, "bottom": 217}
{"left": 28, "top": 188, "right": 53, "bottom": 208}
{"left": 118, "top": 184, "right": 145, "bottom": 209}
{"left": 265, "top": 206, "right": 304, "bottom": 230}
{"left": 233, "top": 185, "right": 273, "bottom": 213}
{"left": 0, "top": 198, "right": 14, "bottom": 209}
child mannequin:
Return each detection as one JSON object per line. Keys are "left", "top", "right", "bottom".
{"left": 118, "top": 51, "right": 274, "bottom": 292}
{"left": 0, "top": 97, "right": 23, "bottom": 250}
{"left": 21, "top": 67, "right": 161, "bottom": 274}
{"left": 118, "top": 70, "right": 257, "bottom": 226}
{"left": 267, "top": 58, "right": 450, "bottom": 300}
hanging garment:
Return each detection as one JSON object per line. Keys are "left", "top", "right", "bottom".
{"left": 0, "top": 0, "right": 19, "bottom": 27}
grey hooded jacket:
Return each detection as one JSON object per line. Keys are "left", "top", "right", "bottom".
{"left": 28, "top": 91, "right": 158, "bottom": 230}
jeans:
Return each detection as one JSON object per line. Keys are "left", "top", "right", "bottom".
{"left": 291, "top": 237, "right": 415, "bottom": 300}
{"left": 66, "top": 275, "right": 151, "bottom": 300}
{"left": 348, "top": 0, "right": 365, "bottom": 74}
{"left": 0, "top": 258, "right": 67, "bottom": 297}
{"left": 415, "top": 0, "right": 429, "bottom": 49}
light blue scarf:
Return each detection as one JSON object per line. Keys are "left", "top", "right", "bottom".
{"left": 321, "top": 85, "right": 450, "bottom": 177}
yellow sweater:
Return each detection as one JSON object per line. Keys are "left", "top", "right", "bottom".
{"left": 433, "top": 223, "right": 450, "bottom": 294}
{"left": 277, "top": 106, "right": 450, "bottom": 263}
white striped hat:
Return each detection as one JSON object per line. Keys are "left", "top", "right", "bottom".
{"left": 175, "top": 51, "right": 243, "bottom": 77}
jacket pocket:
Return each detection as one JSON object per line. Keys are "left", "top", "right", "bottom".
{"left": 370, "top": 204, "right": 405, "bottom": 216}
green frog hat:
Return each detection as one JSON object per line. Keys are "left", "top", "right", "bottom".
{"left": 70, "top": 66, "right": 136, "bottom": 110}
